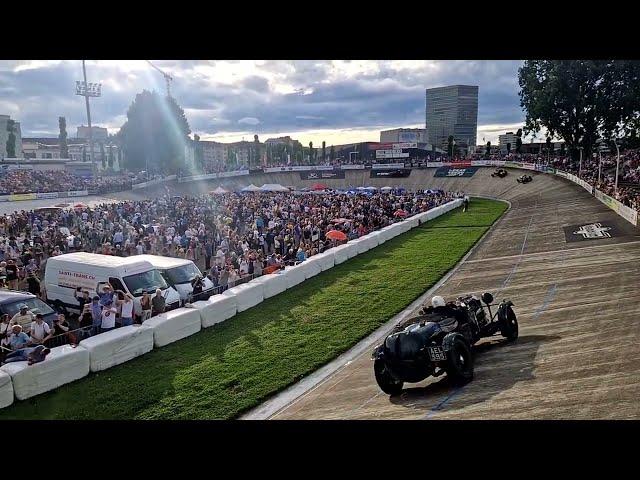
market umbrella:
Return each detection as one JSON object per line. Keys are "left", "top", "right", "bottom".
{"left": 311, "top": 183, "right": 328, "bottom": 191}
{"left": 394, "top": 209, "right": 408, "bottom": 217}
{"left": 326, "top": 230, "right": 347, "bottom": 241}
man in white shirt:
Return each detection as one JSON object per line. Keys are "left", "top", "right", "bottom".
{"left": 29, "top": 314, "right": 53, "bottom": 345}
{"left": 100, "top": 301, "right": 118, "bottom": 333}
{"left": 11, "top": 305, "right": 35, "bottom": 330}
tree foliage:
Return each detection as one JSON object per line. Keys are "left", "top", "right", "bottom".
{"left": 117, "top": 90, "right": 191, "bottom": 173}
{"left": 518, "top": 60, "right": 640, "bottom": 160}
{"left": 515, "top": 128, "right": 523, "bottom": 154}
{"left": 5, "top": 120, "right": 16, "bottom": 158}
{"left": 100, "top": 143, "right": 106, "bottom": 169}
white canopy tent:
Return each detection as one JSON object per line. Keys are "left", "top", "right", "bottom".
{"left": 211, "top": 186, "right": 228, "bottom": 194}
{"left": 260, "top": 183, "right": 290, "bottom": 192}
{"left": 240, "top": 184, "right": 262, "bottom": 192}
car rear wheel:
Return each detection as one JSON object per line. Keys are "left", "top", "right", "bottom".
{"left": 445, "top": 338, "right": 474, "bottom": 385}
{"left": 500, "top": 307, "right": 519, "bottom": 341}
{"left": 374, "top": 359, "right": 403, "bottom": 395}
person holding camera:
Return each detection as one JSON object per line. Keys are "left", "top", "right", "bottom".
{"left": 53, "top": 314, "right": 76, "bottom": 347}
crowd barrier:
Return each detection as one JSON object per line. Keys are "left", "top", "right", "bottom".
{"left": 143, "top": 308, "right": 202, "bottom": 348}
{"left": 132, "top": 175, "right": 177, "bottom": 190}
{"left": 80, "top": 324, "right": 154, "bottom": 372}
{"left": 0, "top": 198, "right": 463, "bottom": 409}
{"left": 594, "top": 189, "right": 639, "bottom": 225}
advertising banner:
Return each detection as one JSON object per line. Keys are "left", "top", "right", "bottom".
{"left": 370, "top": 168, "right": 412, "bottom": 178}
{"left": 392, "top": 142, "right": 418, "bottom": 149}
{"left": 217, "top": 170, "right": 249, "bottom": 178}
{"left": 375, "top": 151, "right": 410, "bottom": 159}
{"left": 300, "top": 169, "right": 345, "bottom": 180}
{"left": 264, "top": 166, "right": 316, "bottom": 173}
{"left": 67, "top": 190, "right": 89, "bottom": 197}
{"left": 340, "top": 164, "right": 365, "bottom": 170}
{"left": 426, "top": 161, "right": 444, "bottom": 168}
{"left": 372, "top": 163, "right": 406, "bottom": 170}
{"left": 555, "top": 170, "right": 569, "bottom": 178}
{"left": 594, "top": 189, "right": 638, "bottom": 226}
{"left": 9, "top": 193, "right": 37, "bottom": 201}
{"left": 0, "top": 195, "right": 9, "bottom": 202}
{"left": 434, "top": 167, "right": 479, "bottom": 178}
{"left": 36, "top": 192, "right": 59, "bottom": 200}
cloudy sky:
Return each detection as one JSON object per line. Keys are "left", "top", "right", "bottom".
{"left": 0, "top": 60, "right": 529, "bottom": 145}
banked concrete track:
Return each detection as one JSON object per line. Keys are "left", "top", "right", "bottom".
{"left": 130, "top": 168, "right": 640, "bottom": 419}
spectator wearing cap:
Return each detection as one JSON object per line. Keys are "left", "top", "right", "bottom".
{"left": 8, "top": 324, "right": 30, "bottom": 350}
{"left": 11, "top": 304, "right": 35, "bottom": 330}
{"left": 30, "top": 313, "right": 53, "bottom": 345}
{"left": 99, "top": 284, "right": 114, "bottom": 306}
{"left": 2, "top": 344, "right": 51, "bottom": 365}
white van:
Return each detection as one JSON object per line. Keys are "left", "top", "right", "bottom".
{"left": 44, "top": 252, "right": 181, "bottom": 315}
{"left": 135, "top": 255, "right": 216, "bottom": 305}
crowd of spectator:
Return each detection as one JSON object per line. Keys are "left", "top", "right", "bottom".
{"left": 0, "top": 187, "right": 461, "bottom": 364}
{"left": 0, "top": 170, "right": 136, "bottom": 195}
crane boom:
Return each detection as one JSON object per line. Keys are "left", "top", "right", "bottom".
{"left": 146, "top": 60, "right": 173, "bottom": 98}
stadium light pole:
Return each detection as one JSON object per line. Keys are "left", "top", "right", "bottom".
{"left": 614, "top": 139, "right": 620, "bottom": 192}
{"left": 579, "top": 147, "right": 583, "bottom": 178}
{"left": 598, "top": 150, "right": 602, "bottom": 184}
{"left": 76, "top": 60, "right": 101, "bottom": 173}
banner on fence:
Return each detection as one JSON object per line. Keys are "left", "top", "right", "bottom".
{"left": 0, "top": 195, "right": 9, "bottom": 202}
{"left": 340, "top": 164, "right": 365, "bottom": 170}
{"left": 300, "top": 169, "right": 345, "bottom": 180}
{"left": 370, "top": 168, "right": 412, "bottom": 178}
{"left": 594, "top": 189, "right": 638, "bottom": 226}
{"left": 36, "top": 192, "right": 59, "bottom": 200}
{"left": 426, "top": 161, "right": 444, "bottom": 168}
{"left": 67, "top": 190, "right": 89, "bottom": 197}
{"left": 372, "top": 163, "right": 406, "bottom": 170}
{"left": 264, "top": 166, "right": 314, "bottom": 173}
{"left": 9, "top": 193, "right": 37, "bottom": 201}
{"left": 434, "top": 166, "right": 478, "bottom": 177}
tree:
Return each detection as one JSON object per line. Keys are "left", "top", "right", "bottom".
{"left": 506, "top": 142, "right": 511, "bottom": 154}
{"left": 58, "top": 117, "right": 68, "bottom": 158}
{"left": 100, "top": 142, "right": 106, "bottom": 169}
{"left": 486, "top": 141, "right": 491, "bottom": 158}
{"left": 447, "top": 135, "right": 454, "bottom": 158}
{"left": 322, "top": 141, "right": 326, "bottom": 163}
{"left": 5, "top": 120, "right": 16, "bottom": 158}
{"left": 518, "top": 60, "right": 640, "bottom": 161}
{"left": 546, "top": 136, "right": 552, "bottom": 158}
{"left": 330, "top": 145, "right": 335, "bottom": 161}
{"left": 108, "top": 144, "right": 114, "bottom": 169}
{"left": 117, "top": 90, "right": 191, "bottom": 173}
{"left": 515, "top": 128, "right": 523, "bottom": 154}
{"left": 560, "top": 142, "right": 566, "bottom": 156}
{"left": 308, "top": 141, "right": 313, "bottom": 164}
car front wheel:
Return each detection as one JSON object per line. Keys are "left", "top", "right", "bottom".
{"left": 374, "top": 359, "right": 403, "bottom": 395}
{"left": 445, "top": 338, "right": 474, "bottom": 385}
{"left": 500, "top": 307, "right": 519, "bottom": 341}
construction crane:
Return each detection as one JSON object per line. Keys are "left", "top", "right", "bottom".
{"left": 146, "top": 60, "right": 174, "bottom": 98}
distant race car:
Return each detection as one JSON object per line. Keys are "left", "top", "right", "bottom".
{"left": 372, "top": 292, "right": 518, "bottom": 395}
{"left": 491, "top": 168, "right": 508, "bottom": 178}
{"left": 517, "top": 174, "right": 533, "bottom": 184}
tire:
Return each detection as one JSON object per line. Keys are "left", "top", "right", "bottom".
{"left": 500, "top": 306, "right": 519, "bottom": 341}
{"left": 374, "top": 359, "right": 403, "bottom": 395}
{"left": 445, "top": 338, "right": 474, "bottom": 385}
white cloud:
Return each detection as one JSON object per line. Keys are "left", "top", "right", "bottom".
{"left": 238, "top": 117, "right": 260, "bottom": 126}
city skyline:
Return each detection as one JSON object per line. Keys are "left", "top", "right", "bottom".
{"left": 1, "top": 60, "right": 527, "bottom": 146}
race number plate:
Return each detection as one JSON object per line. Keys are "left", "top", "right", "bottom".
{"left": 428, "top": 346, "right": 446, "bottom": 362}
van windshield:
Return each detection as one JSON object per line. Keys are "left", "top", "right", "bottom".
{"left": 2, "top": 298, "right": 55, "bottom": 318}
{"left": 163, "top": 263, "right": 201, "bottom": 285}
{"left": 123, "top": 270, "right": 168, "bottom": 297}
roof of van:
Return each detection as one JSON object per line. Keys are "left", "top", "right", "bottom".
{"left": 135, "top": 255, "right": 196, "bottom": 269}
{"left": 46, "top": 252, "right": 155, "bottom": 269}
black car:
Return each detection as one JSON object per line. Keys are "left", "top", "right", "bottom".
{"left": 0, "top": 290, "right": 58, "bottom": 328}
{"left": 517, "top": 174, "right": 533, "bottom": 183}
{"left": 372, "top": 293, "right": 518, "bottom": 395}
{"left": 491, "top": 168, "right": 508, "bottom": 178}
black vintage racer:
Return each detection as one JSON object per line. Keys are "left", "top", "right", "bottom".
{"left": 517, "top": 174, "right": 533, "bottom": 183}
{"left": 372, "top": 293, "right": 518, "bottom": 395}
{"left": 491, "top": 168, "right": 508, "bottom": 178}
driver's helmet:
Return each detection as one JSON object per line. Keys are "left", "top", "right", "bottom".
{"left": 431, "top": 296, "right": 446, "bottom": 308}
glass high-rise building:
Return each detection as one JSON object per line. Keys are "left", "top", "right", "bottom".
{"left": 425, "top": 85, "right": 478, "bottom": 154}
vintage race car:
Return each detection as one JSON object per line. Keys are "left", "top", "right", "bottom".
{"left": 517, "top": 174, "right": 533, "bottom": 183}
{"left": 372, "top": 293, "right": 518, "bottom": 395}
{"left": 491, "top": 168, "right": 508, "bottom": 178}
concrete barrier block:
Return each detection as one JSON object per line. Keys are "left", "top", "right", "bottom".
{"left": 143, "top": 307, "right": 202, "bottom": 347}
{"left": 0, "top": 370, "right": 13, "bottom": 409}
{"left": 80, "top": 324, "right": 154, "bottom": 372}
{"left": 283, "top": 263, "right": 307, "bottom": 289}
{"left": 192, "top": 294, "right": 238, "bottom": 328}
{"left": 252, "top": 273, "right": 289, "bottom": 299}
{"left": 333, "top": 243, "right": 359, "bottom": 264}
{"left": 223, "top": 281, "right": 265, "bottom": 312}
{"left": 303, "top": 257, "right": 323, "bottom": 279}
{"left": 1, "top": 345, "right": 90, "bottom": 401}
{"left": 310, "top": 251, "right": 335, "bottom": 271}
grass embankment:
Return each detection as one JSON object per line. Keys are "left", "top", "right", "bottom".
{"left": 0, "top": 198, "right": 507, "bottom": 420}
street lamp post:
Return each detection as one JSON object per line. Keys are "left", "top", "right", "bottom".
{"left": 75, "top": 60, "right": 101, "bottom": 173}
{"left": 598, "top": 150, "right": 602, "bottom": 184}
{"left": 579, "top": 147, "right": 583, "bottom": 178}
{"left": 614, "top": 139, "right": 620, "bottom": 192}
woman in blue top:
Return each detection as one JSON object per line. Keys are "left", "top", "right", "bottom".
{"left": 296, "top": 248, "right": 307, "bottom": 263}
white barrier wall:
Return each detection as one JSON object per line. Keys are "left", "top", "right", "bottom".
{"left": 252, "top": 273, "right": 289, "bottom": 298}
{"left": 0, "top": 371, "right": 13, "bottom": 408}
{"left": 303, "top": 258, "right": 323, "bottom": 279}
{"left": 80, "top": 325, "right": 154, "bottom": 372}
{"left": 0, "top": 345, "right": 90, "bottom": 401}
{"left": 333, "top": 243, "right": 359, "bottom": 264}
{"left": 223, "top": 282, "right": 265, "bottom": 312}
{"left": 143, "top": 308, "right": 202, "bottom": 347}
{"left": 192, "top": 294, "right": 238, "bottom": 328}
{"left": 310, "top": 250, "right": 335, "bottom": 271}
{"left": 283, "top": 263, "right": 308, "bottom": 288}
